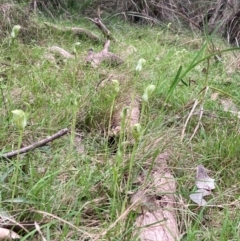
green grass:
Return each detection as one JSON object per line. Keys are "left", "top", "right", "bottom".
{"left": 1, "top": 12, "right": 240, "bottom": 240}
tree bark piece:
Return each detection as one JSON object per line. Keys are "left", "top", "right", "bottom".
{"left": 131, "top": 153, "right": 180, "bottom": 241}
{"left": 1, "top": 128, "right": 69, "bottom": 159}
{"left": 0, "top": 227, "right": 20, "bottom": 240}
{"left": 85, "top": 40, "right": 123, "bottom": 68}
{"left": 44, "top": 22, "right": 100, "bottom": 42}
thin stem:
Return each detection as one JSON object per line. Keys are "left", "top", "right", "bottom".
{"left": 121, "top": 141, "right": 138, "bottom": 214}
{"left": 0, "top": 86, "right": 8, "bottom": 118}
{"left": 108, "top": 94, "right": 117, "bottom": 137}
{"left": 12, "top": 129, "right": 23, "bottom": 200}
{"left": 68, "top": 61, "right": 79, "bottom": 156}
{"left": 140, "top": 102, "right": 146, "bottom": 124}
{"left": 111, "top": 107, "right": 125, "bottom": 219}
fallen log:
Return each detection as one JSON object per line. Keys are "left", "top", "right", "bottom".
{"left": 131, "top": 152, "right": 180, "bottom": 241}
{"left": 85, "top": 40, "right": 123, "bottom": 68}
{"left": 47, "top": 46, "right": 74, "bottom": 59}
{"left": 44, "top": 22, "right": 100, "bottom": 42}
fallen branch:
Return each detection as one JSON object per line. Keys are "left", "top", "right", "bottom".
{"left": 131, "top": 153, "right": 180, "bottom": 241}
{"left": 1, "top": 128, "right": 69, "bottom": 159}
{"left": 47, "top": 46, "right": 74, "bottom": 59}
{"left": 85, "top": 40, "right": 123, "bottom": 68}
{"left": 86, "top": 17, "right": 114, "bottom": 41}
{"left": 43, "top": 46, "right": 74, "bottom": 66}
{"left": 44, "top": 22, "right": 100, "bottom": 42}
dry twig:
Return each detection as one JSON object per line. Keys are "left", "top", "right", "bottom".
{"left": 1, "top": 128, "right": 69, "bottom": 159}
{"left": 86, "top": 17, "right": 114, "bottom": 41}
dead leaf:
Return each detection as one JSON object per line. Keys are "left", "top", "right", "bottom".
{"left": 211, "top": 92, "right": 219, "bottom": 101}
{"left": 189, "top": 165, "right": 215, "bottom": 206}
{"left": 220, "top": 99, "right": 240, "bottom": 118}
{"left": 0, "top": 227, "right": 20, "bottom": 240}
{"left": 1, "top": 222, "right": 48, "bottom": 235}
{"left": 221, "top": 99, "right": 238, "bottom": 112}
{"left": 196, "top": 165, "right": 215, "bottom": 190}
{"left": 0, "top": 209, "right": 29, "bottom": 234}
{"left": 189, "top": 189, "right": 212, "bottom": 206}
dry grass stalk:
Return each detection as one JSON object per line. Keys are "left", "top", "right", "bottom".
{"left": 34, "top": 222, "right": 47, "bottom": 241}
{"left": 92, "top": 199, "right": 141, "bottom": 241}
{"left": 181, "top": 99, "right": 199, "bottom": 142}
{"left": 33, "top": 210, "right": 93, "bottom": 238}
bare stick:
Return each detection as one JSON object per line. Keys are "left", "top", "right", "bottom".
{"left": 1, "top": 128, "right": 69, "bottom": 159}
{"left": 86, "top": 17, "right": 115, "bottom": 41}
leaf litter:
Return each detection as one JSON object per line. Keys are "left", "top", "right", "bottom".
{"left": 0, "top": 208, "right": 48, "bottom": 240}
{"left": 211, "top": 92, "right": 240, "bottom": 118}
{"left": 189, "top": 165, "right": 215, "bottom": 206}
